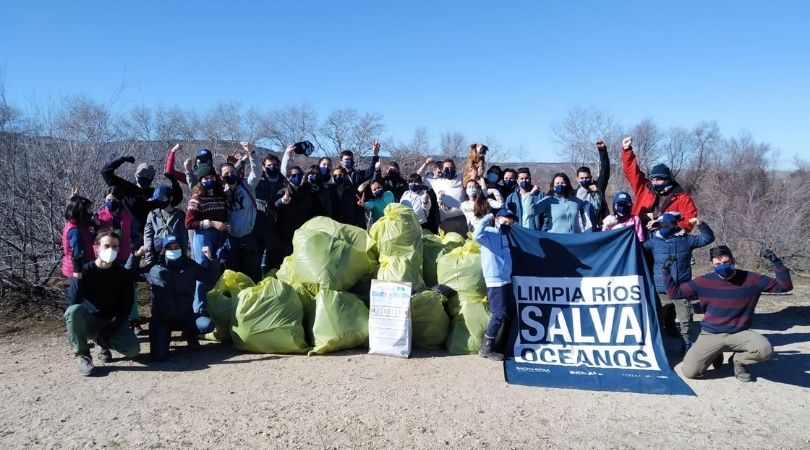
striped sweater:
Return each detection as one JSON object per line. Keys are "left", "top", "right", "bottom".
{"left": 185, "top": 194, "right": 228, "bottom": 230}
{"left": 664, "top": 262, "right": 792, "bottom": 334}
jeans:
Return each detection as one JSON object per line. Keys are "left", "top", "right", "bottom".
{"left": 485, "top": 284, "right": 513, "bottom": 338}
{"left": 192, "top": 228, "right": 224, "bottom": 315}
{"left": 225, "top": 233, "right": 262, "bottom": 282}
{"left": 149, "top": 315, "right": 199, "bottom": 361}
{"left": 64, "top": 304, "right": 140, "bottom": 358}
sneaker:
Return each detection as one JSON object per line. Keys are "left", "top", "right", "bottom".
{"left": 98, "top": 348, "right": 112, "bottom": 363}
{"left": 78, "top": 354, "right": 95, "bottom": 376}
{"left": 730, "top": 354, "right": 752, "bottom": 382}
{"left": 711, "top": 353, "right": 724, "bottom": 370}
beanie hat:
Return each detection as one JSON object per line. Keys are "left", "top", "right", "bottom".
{"left": 135, "top": 163, "right": 156, "bottom": 179}
{"left": 649, "top": 164, "right": 673, "bottom": 180}
{"left": 660, "top": 211, "right": 682, "bottom": 225}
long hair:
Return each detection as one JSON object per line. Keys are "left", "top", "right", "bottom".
{"left": 191, "top": 175, "right": 225, "bottom": 198}
{"left": 465, "top": 178, "right": 490, "bottom": 218}
{"left": 65, "top": 195, "right": 92, "bottom": 225}
{"left": 547, "top": 172, "right": 574, "bottom": 198}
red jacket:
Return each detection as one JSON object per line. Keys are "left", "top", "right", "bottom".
{"left": 621, "top": 148, "right": 698, "bottom": 232}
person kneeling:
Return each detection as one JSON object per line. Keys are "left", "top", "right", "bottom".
{"left": 65, "top": 230, "right": 140, "bottom": 376}
{"left": 663, "top": 246, "right": 792, "bottom": 382}
{"left": 128, "top": 235, "right": 221, "bottom": 361}
{"left": 473, "top": 209, "right": 517, "bottom": 361}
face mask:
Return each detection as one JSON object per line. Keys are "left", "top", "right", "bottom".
{"left": 223, "top": 173, "right": 240, "bottom": 185}
{"left": 554, "top": 184, "right": 566, "bottom": 195}
{"left": 289, "top": 174, "right": 302, "bottom": 186}
{"left": 196, "top": 156, "right": 211, "bottom": 166}
{"left": 503, "top": 179, "right": 515, "bottom": 188}
{"left": 388, "top": 168, "right": 399, "bottom": 177}
{"left": 105, "top": 199, "right": 121, "bottom": 212}
{"left": 343, "top": 159, "right": 354, "bottom": 169}
{"left": 201, "top": 179, "right": 216, "bottom": 191}
{"left": 307, "top": 175, "right": 319, "bottom": 184}
{"left": 319, "top": 166, "right": 329, "bottom": 175}
{"left": 518, "top": 180, "right": 531, "bottom": 191}
{"left": 579, "top": 179, "right": 592, "bottom": 189}
{"left": 373, "top": 189, "right": 384, "bottom": 198}
{"left": 651, "top": 182, "right": 671, "bottom": 194}
{"left": 164, "top": 249, "right": 183, "bottom": 261}
{"left": 408, "top": 183, "right": 420, "bottom": 192}
{"left": 265, "top": 166, "right": 279, "bottom": 177}
{"left": 486, "top": 173, "right": 499, "bottom": 184}
{"left": 443, "top": 168, "right": 456, "bottom": 180}
{"left": 136, "top": 176, "right": 152, "bottom": 188}
{"left": 155, "top": 200, "right": 170, "bottom": 210}
{"left": 615, "top": 204, "right": 631, "bottom": 216}
{"left": 334, "top": 175, "right": 345, "bottom": 184}
{"left": 466, "top": 187, "right": 479, "bottom": 198}
{"left": 498, "top": 223, "right": 511, "bottom": 234}
{"left": 714, "top": 262, "right": 736, "bottom": 279}
{"left": 99, "top": 247, "right": 117, "bottom": 264}
{"left": 658, "top": 226, "right": 675, "bottom": 238}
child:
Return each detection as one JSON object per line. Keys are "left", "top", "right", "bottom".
{"left": 357, "top": 180, "right": 394, "bottom": 227}
{"left": 61, "top": 193, "right": 95, "bottom": 280}
{"left": 601, "top": 192, "right": 645, "bottom": 241}
{"left": 461, "top": 178, "right": 504, "bottom": 232}
{"left": 473, "top": 208, "right": 517, "bottom": 361}
{"left": 643, "top": 211, "right": 715, "bottom": 352}
{"left": 399, "top": 173, "right": 433, "bottom": 229}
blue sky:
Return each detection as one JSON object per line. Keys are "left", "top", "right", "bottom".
{"left": 2, "top": 1, "right": 808, "bottom": 164}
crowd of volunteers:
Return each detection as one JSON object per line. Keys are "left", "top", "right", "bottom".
{"left": 62, "top": 137, "right": 792, "bottom": 382}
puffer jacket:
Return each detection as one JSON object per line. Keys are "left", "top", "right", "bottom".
{"left": 643, "top": 222, "right": 715, "bottom": 293}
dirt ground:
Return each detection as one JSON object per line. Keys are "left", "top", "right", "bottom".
{"left": 1, "top": 288, "right": 809, "bottom": 450}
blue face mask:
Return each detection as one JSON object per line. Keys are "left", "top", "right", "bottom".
{"left": 223, "top": 173, "right": 239, "bottom": 185}
{"left": 343, "top": 159, "right": 354, "bottom": 170}
{"left": 372, "top": 189, "right": 384, "bottom": 198}
{"left": 554, "top": 184, "right": 566, "bottom": 195}
{"left": 408, "top": 183, "right": 420, "bottom": 192}
{"left": 443, "top": 168, "right": 456, "bottom": 180}
{"left": 714, "top": 262, "right": 736, "bottom": 279}
{"left": 319, "top": 166, "right": 329, "bottom": 175}
{"left": 466, "top": 187, "right": 479, "bottom": 198}
{"left": 165, "top": 249, "right": 183, "bottom": 261}
{"left": 615, "top": 203, "right": 631, "bottom": 216}
{"left": 289, "top": 174, "right": 302, "bottom": 186}
{"left": 658, "top": 226, "right": 675, "bottom": 238}
{"left": 579, "top": 178, "right": 592, "bottom": 189}
{"left": 518, "top": 180, "right": 531, "bottom": 191}
{"left": 105, "top": 199, "right": 121, "bottom": 212}
{"left": 486, "top": 173, "right": 498, "bottom": 184}
{"left": 651, "top": 182, "right": 671, "bottom": 194}
{"left": 307, "top": 175, "right": 319, "bottom": 184}
{"left": 201, "top": 179, "right": 216, "bottom": 191}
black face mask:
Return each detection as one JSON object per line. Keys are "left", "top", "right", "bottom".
{"left": 136, "top": 176, "right": 153, "bottom": 188}
{"left": 334, "top": 175, "right": 345, "bottom": 184}
{"left": 223, "top": 173, "right": 240, "bottom": 185}
{"left": 154, "top": 200, "right": 170, "bottom": 210}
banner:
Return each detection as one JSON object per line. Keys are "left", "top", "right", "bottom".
{"left": 368, "top": 280, "right": 412, "bottom": 358}
{"left": 503, "top": 225, "right": 693, "bottom": 395}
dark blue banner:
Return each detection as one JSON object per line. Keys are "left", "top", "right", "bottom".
{"left": 503, "top": 225, "right": 694, "bottom": 395}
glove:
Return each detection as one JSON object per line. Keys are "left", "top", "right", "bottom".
{"left": 123, "top": 156, "right": 136, "bottom": 164}
{"left": 662, "top": 255, "right": 677, "bottom": 271}
{"left": 760, "top": 248, "right": 780, "bottom": 263}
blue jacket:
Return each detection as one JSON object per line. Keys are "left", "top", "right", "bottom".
{"left": 472, "top": 213, "right": 512, "bottom": 287}
{"left": 643, "top": 222, "right": 715, "bottom": 293}
{"left": 505, "top": 190, "right": 545, "bottom": 230}
{"left": 535, "top": 195, "right": 593, "bottom": 234}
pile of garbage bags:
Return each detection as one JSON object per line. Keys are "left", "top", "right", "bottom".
{"left": 204, "top": 204, "right": 492, "bottom": 355}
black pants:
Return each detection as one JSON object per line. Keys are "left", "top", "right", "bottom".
{"left": 149, "top": 316, "right": 197, "bottom": 361}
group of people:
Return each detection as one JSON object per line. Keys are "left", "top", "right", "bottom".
{"left": 62, "top": 136, "right": 792, "bottom": 383}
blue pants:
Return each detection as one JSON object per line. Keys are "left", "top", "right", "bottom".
{"left": 192, "top": 228, "right": 223, "bottom": 315}
{"left": 149, "top": 315, "right": 198, "bottom": 361}
{"left": 485, "top": 284, "right": 514, "bottom": 338}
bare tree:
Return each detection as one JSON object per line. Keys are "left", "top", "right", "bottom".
{"left": 269, "top": 104, "right": 318, "bottom": 151}
{"left": 319, "top": 108, "right": 384, "bottom": 158}
{"left": 551, "top": 105, "right": 622, "bottom": 174}
{"left": 439, "top": 130, "right": 466, "bottom": 161}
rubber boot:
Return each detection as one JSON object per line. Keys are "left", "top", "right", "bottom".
{"left": 479, "top": 335, "right": 504, "bottom": 361}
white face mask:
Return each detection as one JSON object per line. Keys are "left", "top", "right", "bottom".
{"left": 99, "top": 247, "right": 118, "bottom": 264}
{"left": 165, "top": 249, "right": 183, "bottom": 261}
